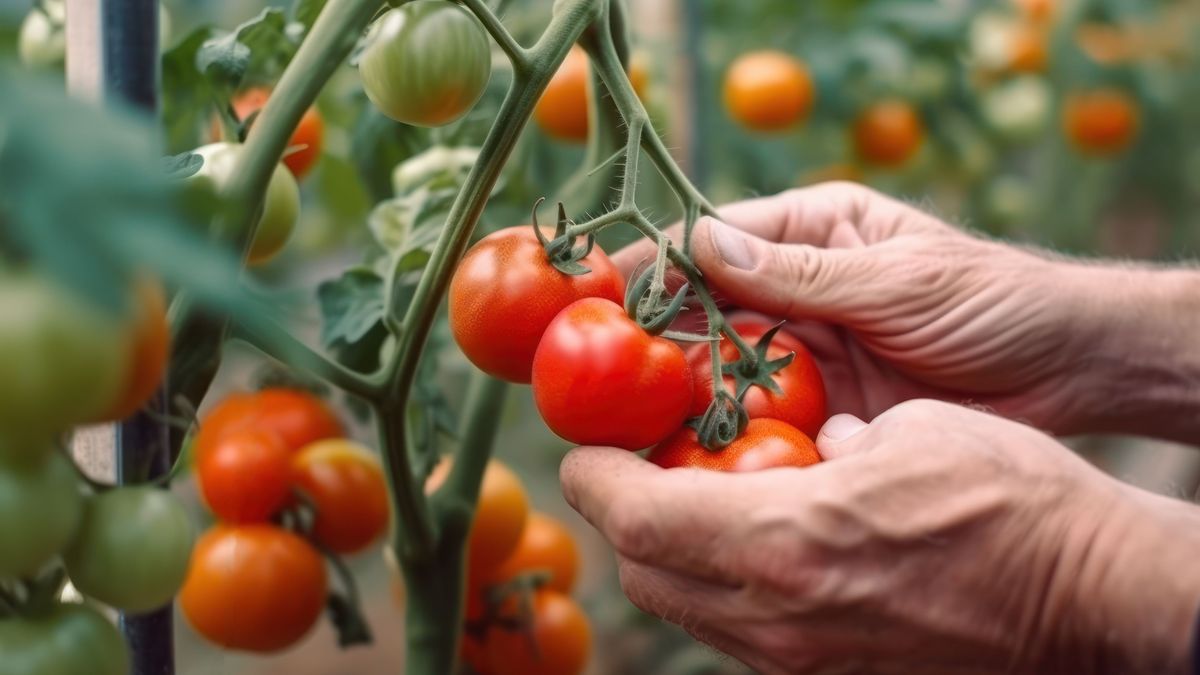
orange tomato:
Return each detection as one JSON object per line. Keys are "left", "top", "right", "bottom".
{"left": 179, "top": 524, "right": 327, "bottom": 653}
{"left": 427, "top": 459, "right": 529, "bottom": 581}
{"left": 94, "top": 275, "right": 170, "bottom": 421}
{"left": 533, "top": 46, "right": 649, "bottom": 142}
{"left": 488, "top": 512, "right": 579, "bottom": 594}
{"left": 1013, "top": 0, "right": 1054, "bottom": 23}
{"left": 193, "top": 388, "right": 344, "bottom": 460}
{"left": 1008, "top": 22, "right": 1048, "bottom": 73}
{"left": 1062, "top": 88, "right": 1139, "bottom": 156}
{"left": 291, "top": 439, "right": 390, "bottom": 554}
{"left": 483, "top": 589, "right": 591, "bottom": 675}
{"left": 648, "top": 418, "right": 821, "bottom": 472}
{"left": 852, "top": 99, "right": 925, "bottom": 167}
{"left": 213, "top": 87, "right": 324, "bottom": 179}
{"left": 723, "top": 50, "right": 815, "bottom": 132}
{"left": 196, "top": 429, "right": 292, "bottom": 523}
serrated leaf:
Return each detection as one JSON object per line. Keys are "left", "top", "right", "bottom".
{"left": 316, "top": 267, "right": 385, "bottom": 348}
{"left": 196, "top": 9, "right": 291, "bottom": 89}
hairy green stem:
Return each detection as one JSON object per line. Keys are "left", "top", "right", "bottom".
{"left": 461, "top": 0, "right": 529, "bottom": 70}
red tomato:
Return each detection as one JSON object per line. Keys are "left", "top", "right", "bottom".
{"left": 213, "top": 87, "right": 324, "bottom": 179}
{"left": 852, "top": 99, "right": 925, "bottom": 167}
{"left": 196, "top": 429, "right": 291, "bottom": 523}
{"left": 194, "top": 388, "right": 344, "bottom": 460}
{"left": 688, "top": 320, "right": 827, "bottom": 438}
{"left": 291, "top": 439, "right": 390, "bottom": 554}
{"left": 179, "top": 524, "right": 327, "bottom": 653}
{"left": 449, "top": 226, "right": 625, "bottom": 384}
{"left": 1062, "top": 88, "right": 1139, "bottom": 156}
{"left": 483, "top": 589, "right": 591, "bottom": 675}
{"left": 648, "top": 418, "right": 821, "bottom": 472}
{"left": 488, "top": 512, "right": 579, "bottom": 594}
{"left": 532, "top": 298, "right": 692, "bottom": 450}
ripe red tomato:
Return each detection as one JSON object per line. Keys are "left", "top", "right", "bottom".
{"left": 214, "top": 87, "right": 325, "bottom": 179}
{"left": 291, "top": 439, "right": 390, "bottom": 554}
{"left": 427, "top": 458, "right": 529, "bottom": 580}
{"left": 1062, "top": 88, "right": 1139, "bottom": 156}
{"left": 688, "top": 320, "right": 827, "bottom": 438}
{"left": 194, "top": 388, "right": 344, "bottom": 460}
{"left": 852, "top": 99, "right": 925, "bottom": 167}
{"left": 648, "top": 418, "right": 821, "bottom": 472}
{"left": 723, "top": 50, "right": 815, "bottom": 132}
{"left": 533, "top": 46, "right": 649, "bottom": 143}
{"left": 532, "top": 298, "right": 693, "bottom": 450}
{"left": 94, "top": 275, "right": 170, "bottom": 422}
{"left": 196, "top": 429, "right": 291, "bottom": 523}
{"left": 180, "top": 524, "right": 327, "bottom": 653}
{"left": 449, "top": 226, "right": 625, "bottom": 384}
{"left": 483, "top": 589, "right": 592, "bottom": 675}
{"left": 488, "top": 512, "right": 579, "bottom": 594}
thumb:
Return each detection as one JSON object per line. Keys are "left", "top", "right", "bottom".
{"left": 815, "top": 413, "right": 871, "bottom": 460}
{"left": 691, "top": 217, "right": 875, "bottom": 322}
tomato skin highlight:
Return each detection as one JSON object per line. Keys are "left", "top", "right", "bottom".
{"left": 193, "top": 388, "right": 344, "bottom": 461}
{"left": 483, "top": 589, "right": 592, "bottom": 675}
{"left": 0, "top": 603, "right": 129, "bottom": 675}
{"left": 291, "top": 439, "right": 390, "bottom": 554}
{"left": 63, "top": 486, "right": 194, "bottom": 614}
{"left": 197, "top": 429, "right": 292, "bottom": 523}
{"left": 532, "top": 298, "right": 693, "bottom": 450}
{"left": 688, "top": 320, "right": 827, "bottom": 438}
{"left": 216, "top": 88, "right": 325, "bottom": 179}
{"left": 359, "top": 0, "right": 492, "bottom": 127}
{"left": 428, "top": 458, "right": 530, "bottom": 580}
{"left": 648, "top": 418, "right": 822, "bottom": 472}
{"left": 723, "top": 50, "right": 815, "bottom": 132}
{"left": 0, "top": 448, "right": 82, "bottom": 578}
{"left": 180, "top": 524, "right": 328, "bottom": 653}
{"left": 1062, "top": 88, "right": 1139, "bottom": 156}
{"left": 852, "top": 99, "right": 925, "bottom": 167}
{"left": 449, "top": 226, "right": 625, "bottom": 384}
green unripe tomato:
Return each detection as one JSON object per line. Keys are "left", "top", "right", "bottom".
{"left": 0, "top": 449, "right": 83, "bottom": 578}
{"left": 359, "top": 0, "right": 492, "bottom": 127}
{"left": 17, "top": 0, "right": 65, "bottom": 69}
{"left": 0, "top": 273, "right": 130, "bottom": 443}
{"left": 187, "top": 142, "right": 300, "bottom": 265}
{"left": 64, "top": 486, "right": 194, "bottom": 614}
{"left": 0, "top": 603, "right": 129, "bottom": 675}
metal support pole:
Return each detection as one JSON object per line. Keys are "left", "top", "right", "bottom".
{"left": 65, "top": 1, "right": 173, "bottom": 673}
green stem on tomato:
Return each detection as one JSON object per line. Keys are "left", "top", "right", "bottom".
{"left": 460, "top": 0, "right": 529, "bottom": 71}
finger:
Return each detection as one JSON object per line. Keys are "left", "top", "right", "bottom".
{"left": 815, "top": 414, "right": 870, "bottom": 460}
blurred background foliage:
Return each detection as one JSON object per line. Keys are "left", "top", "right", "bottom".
{"left": 1, "top": 0, "right": 1198, "bottom": 673}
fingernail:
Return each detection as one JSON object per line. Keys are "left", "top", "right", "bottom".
{"left": 707, "top": 219, "right": 756, "bottom": 270}
{"left": 819, "top": 414, "right": 867, "bottom": 442}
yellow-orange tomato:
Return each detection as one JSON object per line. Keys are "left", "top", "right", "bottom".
{"left": 488, "top": 512, "right": 580, "bottom": 594}
{"left": 291, "top": 439, "right": 390, "bottom": 554}
{"left": 533, "top": 46, "right": 649, "bottom": 142}
{"left": 852, "top": 99, "right": 925, "bottom": 167}
{"left": 427, "top": 458, "right": 529, "bottom": 581}
{"left": 94, "top": 276, "right": 170, "bottom": 422}
{"left": 179, "top": 524, "right": 327, "bottom": 653}
{"left": 483, "top": 590, "right": 592, "bottom": 675}
{"left": 1013, "top": 0, "right": 1054, "bottom": 23}
{"left": 723, "top": 50, "right": 814, "bottom": 132}
{"left": 1062, "top": 88, "right": 1139, "bottom": 156}
{"left": 213, "top": 88, "right": 324, "bottom": 179}
{"left": 1008, "top": 22, "right": 1048, "bottom": 73}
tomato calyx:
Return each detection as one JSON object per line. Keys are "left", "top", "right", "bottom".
{"left": 467, "top": 572, "right": 550, "bottom": 640}
{"left": 691, "top": 389, "right": 749, "bottom": 450}
{"left": 623, "top": 265, "right": 691, "bottom": 335}
{"left": 721, "top": 321, "right": 796, "bottom": 399}
{"left": 533, "top": 201, "right": 598, "bottom": 276}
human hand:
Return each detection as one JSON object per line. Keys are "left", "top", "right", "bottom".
{"left": 560, "top": 400, "right": 1200, "bottom": 675}
{"left": 614, "top": 182, "right": 1200, "bottom": 439}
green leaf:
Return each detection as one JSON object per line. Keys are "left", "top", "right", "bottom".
{"left": 196, "top": 9, "right": 293, "bottom": 90}
{"left": 161, "top": 26, "right": 217, "bottom": 152}
{"left": 292, "top": 0, "right": 329, "bottom": 32}
{"left": 316, "top": 267, "right": 386, "bottom": 349}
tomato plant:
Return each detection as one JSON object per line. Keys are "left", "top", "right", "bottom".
{"left": 1063, "top": 88, "right": 1140, "bottom": 157}
{"left": 196, "top": 429, "right": 292, "bottom": 523}
{"left": 688, "top": 320, "right": 827, "bottom": 438}
{"left": 63, "top": 486, "right": 194, "bottom": 613}
{"left": 186, "top": 142, "right": 300, "bottom": 265}
{"left": 0, "top": 449, "right": 82, "bottom": 578}
{"left": 488, "top": 512, "right": 580, "bottom": 594}
{"left": 532, "top": 298, "right": 693, "bottom": 450}
{"left": 429, "top": 458, "right": 529, "bottom": 580}
{"left": 193, "top": 388, "right": 344, "bottom": 460}
{"left": 291, "top": 439, "right": 390, "bottom": 554}
{"left": 214, "top": 88, "right": 325, "bottom": 180}
{"left": 0, "top": 272, "right": 130, "bottom": 441}
{"left": 449, "top": 226, "right": 625, "bottom": 383}
{"left": 179, "top": 524, "right": 328, "bottom": 653}
{"left": 723, "top": 50, "right": 815, "bottom": 132}
{"left": 852, "top": 99, "right": 925, "bottom": 168}
{"left": 482, "top": 589, "right": 592, "bottom": 675}
{"left": 648, "top": 418, "right": 821, "bottom": 472}
{"left": 0, "top": 603, "right": 129, "bottom": 675}
{"left": 359, "top": 0, "right": 492, "bottom": 127}
{"left": 533, "top": 45, "right": 649, "bottom": 142}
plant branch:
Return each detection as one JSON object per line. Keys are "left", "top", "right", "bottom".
{"left": 435, "top": 374, "right": 509, "bottom": 511}
{"left": 460, "top": 0, "right": 529, "bottom": 71}
{"left": 231, "top": 317, "right": 381, "bottom": 400}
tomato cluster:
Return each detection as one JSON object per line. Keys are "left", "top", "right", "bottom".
{"left": 182, "top": 387, "right": 390, "bottom": 652}
{"left": 425, "top": 459, "right": 591, "bottom": 675}
{"left": 0, "top": 271, "right": 183, "bottom": 674}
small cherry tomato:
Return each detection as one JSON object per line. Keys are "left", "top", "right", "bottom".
{"left": 483, "top": 589, "right": 592, "bottom": 675}
{"left": 213, "top": 87, "right": 325, "bottom": 179}
{"left": 427, "top": 458, "right": 529, "bottom": 580}
{"left": 180, "top": 524, "right": 327, "bottom": 653}
{"left": 0, "top": 603, "right": 128, "bottom": 675}
{"left": 488, "top": 512, "right": 579, "bottom": 594}
{"left": 193, "top": 388, "right": 344, "bottom": 460}
{"left": 533, "top": 46, "right": 650, "bottom": 142}
{"left": 449, "top": 226, "right": 624, "bottom": 384}
{"left": 648, "top": 418, "right": 821, "bottom": 472}
{"left": 532, "top": 298, "right": 693, "bottom": 450}
{"left": 291, "top": 439, "right": 390, "bottom": 554}
{"left": 196, "top": 429, "right": 292, "bottom": 523}
{"left": 0, "top": 449, "right": 82, "bottom": 578}
{"left": 1062, "top": 88, "right": 1139, "bottom": 157}
{"left": 723, "top": 50, "right": 815, "bottom": 132}
{"left": 852, "top": 99, "right": 925, "bottom": 167}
